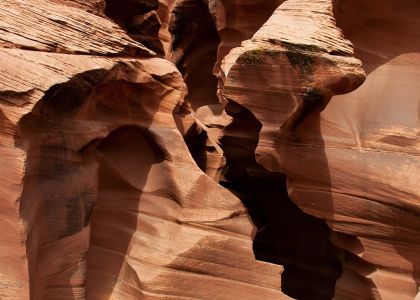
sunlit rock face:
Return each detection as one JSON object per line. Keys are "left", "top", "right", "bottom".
{"left": 0, "top": 0, "right": 419, "bottom": 300}
{"left": 325, "top": 1, "right": 420, "bottom": 298}
{"left": 218, "top": 0, "right": 420, "bottom": 299}
{"left": 0, "top": 1, "right": 285, "bottom": 299}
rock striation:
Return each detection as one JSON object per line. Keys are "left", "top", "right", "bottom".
{"left": 0, "top": 0, "right": 419, "bottom": 299}
{"left": 0, "top": 1, "right": 286, "bottom": 299}
{"left": 218, "top": 0, "right": 420, "bottom": 299}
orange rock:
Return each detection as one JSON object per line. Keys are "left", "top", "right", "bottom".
{"left": 218, "top": 0, "right": 420, "bottom": 299}
{"left": 0, "top": 0, "right": 419, "bottom": 299}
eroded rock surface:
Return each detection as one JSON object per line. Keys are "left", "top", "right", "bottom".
{"left": 0, "top": 1, "right": 286, "bottom": 299}
{"left": 218, "top": 0, "right": 420, "bottom": 299}
{"left": 0, "top": 0, "right": 419, "bottom": 299}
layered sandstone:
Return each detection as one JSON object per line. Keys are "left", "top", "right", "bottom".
{"left": 0, "top": 1, "right": 286, "bottom": 299}
{"left": 0, "top": 0, "right": 419, "bottom": 299}
{"left": 218, "top": 0, "right": 420, "bottom": 299}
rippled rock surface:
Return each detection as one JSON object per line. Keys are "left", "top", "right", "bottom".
{"left": 0, "top": 0, "right": 418, "bottom": 299}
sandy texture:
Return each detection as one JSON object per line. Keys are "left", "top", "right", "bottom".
{"left": 0, "top": 0, "right": 419, "bottom": 299}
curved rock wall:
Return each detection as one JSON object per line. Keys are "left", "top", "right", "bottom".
{"left": 0, "top": 0, "right": 419, "bottom": 299}
{"left": 0, "top": 1, "right": 286, "bottom": 299}
{"left": 217, "top": 0, "right": 419, "bottom": 299}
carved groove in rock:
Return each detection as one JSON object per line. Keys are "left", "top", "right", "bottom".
{"left": 219, "top": 100, "right": 343, "bottom": 299}
{"left": 0, "top": 0, "right": 419, "bottom": 299}
{"left": 170, "top": 0, "right": 220, "bottom": 110}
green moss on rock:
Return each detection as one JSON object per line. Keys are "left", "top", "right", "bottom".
{"left": 280, "top": 41, "right": 323, "bottom": 77}
{"left": 285, "top": 51, "right": 315, "bottom": 76}
{"left": 237, "top": 49, "right": 279, "bottom": 65}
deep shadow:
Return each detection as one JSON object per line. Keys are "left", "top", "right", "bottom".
{"left": 104, "top": 0, "right": 158, "bottom": 25}
{"left": 170, "top": 0, "right": 220, "bottom": 109}
{"left": 85, "top": 125, "right": 164, "bottom": 299}
{"left": 104, "top": 0, "right": 164, "bottom": 55}
{"left": 220, "top": 100, "right": 343, "bottom": 299}
{"left": 182, "top": 122, "right": 208, "bottom": 172}
{"left": 276, "top": 99, "right": 380, "bottom": 299}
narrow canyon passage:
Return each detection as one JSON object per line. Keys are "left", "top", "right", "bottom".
{"left": 104, "top": 0, "right": 164, "bottom": 55}
{"left": 219, "top": 101, "right": 343, "bottom": 300}
{"left": 169, "top": 2, "right": 351, "bottom": 299}
{"left": 1, "top": 0, "right": 418, "bottom": 299}
{"left": 169, "top": 0, "right": 221, "bottom": 109}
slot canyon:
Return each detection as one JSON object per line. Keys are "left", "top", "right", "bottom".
{"left": 0, "top": 0, "right": 419, "bottom": 299}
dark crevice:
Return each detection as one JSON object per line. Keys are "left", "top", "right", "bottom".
{"left": 219, "top": 100, "right": 343, "bottom": 300}
{"left": 104, "top": 0, "right": 159, "bottom": 24}
{"left": 170, "top": 0, "right": 223, "bottom": 176}
{"left": 104, "top": 0, "right": 165, "bottom": 55}
{"left": 169, "top": 0, "right": 220, "bottom": 110}
{"left": 183, "top": 122, "right": 208, "bottom": 172}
